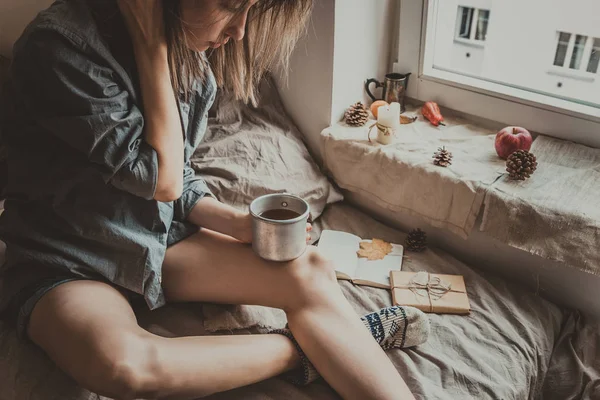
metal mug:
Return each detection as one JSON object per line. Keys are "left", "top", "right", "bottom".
{"left": 249, "top": 193, "right": 310, "bottom": 262}
{"left": 365, "top": 72, "right": 411, "bottom": 113}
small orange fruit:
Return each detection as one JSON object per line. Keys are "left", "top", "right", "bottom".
{"left": 370, "top": 100, "right": 389, "bottom": 119}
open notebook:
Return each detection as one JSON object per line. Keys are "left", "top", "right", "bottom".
{"left": 317, "top": 230, "right": 404, "bottom": 289}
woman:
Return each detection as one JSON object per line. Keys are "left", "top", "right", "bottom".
{"left": 0, "top": 0, "right": 428, "bottom": 399}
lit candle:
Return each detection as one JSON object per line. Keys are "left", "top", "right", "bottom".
{"left": 377, "top": 102, "right": 401, "bottom": 129}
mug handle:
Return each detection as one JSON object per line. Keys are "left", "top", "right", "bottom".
{"left": 365, "top": 78, "right": 382, "bottom": 102}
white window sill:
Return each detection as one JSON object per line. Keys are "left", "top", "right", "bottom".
{"left": 546, "top": 68, "right": 596, "bottom": 83}
{"left": 453, "top": 38, "right": 485, "bottom": 48}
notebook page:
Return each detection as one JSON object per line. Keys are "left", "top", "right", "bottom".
{"left": 354, "top": 243, "right": 404, "bottom": 287}
{"left": 318, "top": 230, "right": 361, "bottom": 277}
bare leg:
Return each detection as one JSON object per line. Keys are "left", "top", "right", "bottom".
{"left": 28, "top": 280, "right": 301, "bottom": 400}
{"left": 28, "top": 229, "right": 414, "bottom": 400}
{"left": 162, "top": 229, "right": 414, "bottom": 400}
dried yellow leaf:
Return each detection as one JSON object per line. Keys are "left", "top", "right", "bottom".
{"left": 357, "top": 239, "right": 393, "bottom": 261}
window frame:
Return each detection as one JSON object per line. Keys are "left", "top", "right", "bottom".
{"left": 553, "top": 32, "right": 572, "bottom": 67}
{"left": 455, "top": 7, "right": 490, "bottom": 44}
{"left": 456, "top": 6, "right": 473, "bottom": 40}
{"left": 569, "top": 34, "right": 588, "bottom": 70}
{"left": 474, "top": 8, "right": 490, "bottom": 41}
{"left": 588, "top": 38, "right": 600, "bottom": 73}
{"left": 394, "top": 0, "right": 600, "bottom": 148}
{"left": 552, "top": 32, "right": 600, "bottom": 75}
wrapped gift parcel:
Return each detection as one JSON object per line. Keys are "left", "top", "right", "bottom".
{"left": 390, "top": 271, "right": 471, "bottom": 314}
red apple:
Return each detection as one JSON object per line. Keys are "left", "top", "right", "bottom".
{"left": 495, "top": 126, "right": 533, "bottom": 159}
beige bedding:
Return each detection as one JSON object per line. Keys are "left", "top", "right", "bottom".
{"left": 201, "top": 202, "right": 600, "bottom": 400}
{"left": 481, "top": 135, "right": 600, "bottom": 276}
{"left": 2, "top": 202, "right": 599, "bottom": 400}
{"left": 191, "top": 78, "right": 343, "bottom": 221}
{"left": 1, "top": 74, "right": 598, "bottom": 400}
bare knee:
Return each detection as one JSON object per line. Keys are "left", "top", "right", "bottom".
{"left": 293, "top": 247, "right": 337, "bottom": 284}
{"left": 99, "top": 335, "right": 221, "bottom": 399}
{"left": 26, "top": 280, "right": 167, "bottom": 399}
{"left": 283, "top": 247, "right": 338, "bottom": 310}
{"left": 87, "top": 332, "right": 163, "bottom": 400}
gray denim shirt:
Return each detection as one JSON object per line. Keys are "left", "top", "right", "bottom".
{"left": 0, "top": 0, "right": 216, "bottom": 310}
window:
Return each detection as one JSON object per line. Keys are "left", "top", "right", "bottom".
{"left": 457, "top": 7, "right": 473, "bottom": 39}
{"left": 475, "top": 9, "right": 490, "bottom": 41}
{"left": 587, "top": 38, "right": 600, "bottom": 73}
{"left": 455, "top": 6, "right": 489, "bottom": 42}
{"left": 395, "top": 0, "right": 600, "bottom": 149}
{"left": 553, "top": 32, "right": 571, "bottom": 67}
{"left": 570, "top": 34, "right": 587, "bottom": 70}
{"left": 553, "top": 32, "right": 600, "bottom": 74}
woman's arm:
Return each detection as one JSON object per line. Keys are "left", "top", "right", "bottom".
{"left": 134, "top": 45, "right": 184, "bottom": 202}
{"left": 118, "top": 0, "right": 183, "bottom": 202}
{"left": 187, "top": 197, "right": 312, "bottom": 245}
{"left": 188, "top": 197, "right": 253, "bottom": 243}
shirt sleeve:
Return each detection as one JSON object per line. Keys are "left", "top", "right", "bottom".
{"left": 12, "top": 30, "right": 158, "bottom": 200}
{"left": 173, "top": 165, "right": 215, "bottom": 223}
{"left": 166, "top": 165, "right": 214, "bottom": 246}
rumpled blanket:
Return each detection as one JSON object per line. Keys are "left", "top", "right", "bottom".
{"left": 481, "top": 135, "right": 600, "bottom": 275}
{"left": 201, "top": 202, "right": 591, "bottom": 400}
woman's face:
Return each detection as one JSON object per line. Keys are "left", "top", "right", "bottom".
{"left": 180, "top": 0, "right": 259, "bottom": 52}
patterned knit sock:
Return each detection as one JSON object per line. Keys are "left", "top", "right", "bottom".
{"left": 271, "top": 306, "right": 429, "bottom": 385}
{"left": 270, "top": 329, "right": 320, "bottom": 386}
{"left": 360, "top": 305, "right": 430, "bottom": 350}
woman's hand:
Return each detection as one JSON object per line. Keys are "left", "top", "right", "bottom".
{"left": 188, "top": 198, "right": 313, "bottom": 245}
{"left": 232, "top": 213, "right": 313, "bottom": 245}
{"left": 117, "top": 0, "right": 166, "bottom": 50}
{"left": 232, "top": 213, "right": 253, "bottom": 244}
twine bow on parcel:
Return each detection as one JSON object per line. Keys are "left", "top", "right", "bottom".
{"left": 397, "top": 271, "right": 457, "bottom": 312}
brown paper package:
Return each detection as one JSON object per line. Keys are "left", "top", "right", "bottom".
{"left": 390, "top": 271, "right": 471, "bottom": 315}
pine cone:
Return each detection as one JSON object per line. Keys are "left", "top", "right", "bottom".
{"left": 506, "top": 150, "right": 538, "bottom": 180}
{"left": 344, "top": 102, "right": 369, "bottom": 127}
{"left": 405, "top": 229, "right": 427, "bottom": 252}
{"left": 433, "top": 146, "right": 453, "bottom": 167}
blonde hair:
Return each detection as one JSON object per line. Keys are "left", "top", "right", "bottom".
{"left": 164, "top": 1, "right": 209, "bottom": 98}
{"left": 164, "top": 0, "right": 313, "bottom": 105}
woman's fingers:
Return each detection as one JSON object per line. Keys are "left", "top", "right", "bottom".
{"left": 306, "top": 223, "right": 312, "bottom": 232}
